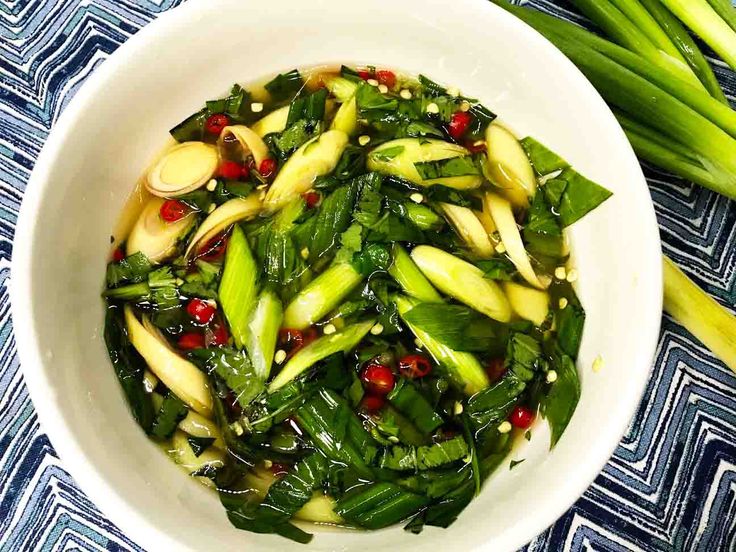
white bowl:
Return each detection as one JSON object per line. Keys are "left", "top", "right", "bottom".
{"left": 11, "top": 0, "right": 662, "bottom": 550}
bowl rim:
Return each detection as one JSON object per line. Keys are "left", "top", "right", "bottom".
{"left": 11, "top": 0, "right": 663, "bottom": 550}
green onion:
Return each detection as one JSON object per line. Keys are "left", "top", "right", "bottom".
{"left": 639, "top": 0, "right": 729, "bottom": 104}
{"left": 386, "top": 379, "right": 444, "bottom": 434}
{"left": 246, "top": 290, "right": 283, "bottom": 379}
{"left": 268, "top": 319, "right": 375, "bottom": 391}
{"left": 568, "top": 0, "right": 702, "bottom": 87}
{"left": 395, "top": 295, "right": 489, "bottom": 395}
{"left": 499, "top": 5, "right": 736, "bottom": 140}
{"left": 388, "top": 244, "right": 442, "bottom": 303}
{"left": 608, "top": 0, "right": 688, "bottom": 61}
{"left": 219, "top": 225, "right": 258, "bottom": 348}
{"left": 706, "top": 0, "right": 736, "bottom": 33}
{"left": 493, "top": 2, "right": 736, "bottom": 198}
{"left": 660, "top": 0, "right": 736, "bottom": 70}
{"left": 410, "top": 245, "right": 511, "bottom": 322}
{"left": 663, "top": 256, "right": 736, "bottom": 373}
{"left": 282, "top": 262, "right": 364, "bottom": 329}
{"left": 616, "top": 112, "right": 721, "bottom": 190}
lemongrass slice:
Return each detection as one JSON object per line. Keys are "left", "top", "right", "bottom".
{"left": 367, "top": 138, "right": 482, "bottom": 189}
{"left": 218, "top": 124, "right": 271, "bottom": 167}
{"left": 146, "top": 141, "right": 218, "bottom": 197}
{"left": 126, "top": 197, "right": 195, "bottom": 262}
{"left": 177, "top": 411, "right": 226, "bottom": 450}
{"left": 484, "top": 192, "right": 547, "bottom": 289}
{"left": 485, "top": 122, "right": 536, "bottom": 208}
{"left": 439, "top": 202, "right": 493, "bottom": 258}
{"left": 502, "top": 281, "right": 549, "bottom": 326}
{"left": 264, "top": 130, "right": 349, "bottom": 211}
{"left": 184, "top": 194, "right": 262, "bottom": 258}
{"left": 251, "top": 105, "right": 289, "bottom": 137}
{"left": 124, "top": 306, "right": 212, "bottom": 416}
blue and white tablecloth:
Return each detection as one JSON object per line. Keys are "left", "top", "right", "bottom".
{"left": 0, "top": 1, "right": 734, "bottom": 550}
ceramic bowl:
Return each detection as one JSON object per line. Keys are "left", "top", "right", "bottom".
{"left": 12, "top": 0, "right": 662, "bottom": 550}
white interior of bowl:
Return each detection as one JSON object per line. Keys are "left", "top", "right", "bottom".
{"left": 11, "top": 0, "right": 662, "bottom": 550}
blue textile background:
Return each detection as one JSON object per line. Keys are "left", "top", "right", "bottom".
{"left": 0, "top": 1, "right": 734, "bottom": 550}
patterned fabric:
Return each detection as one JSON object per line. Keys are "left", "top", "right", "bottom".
{"left": 0, "top": 0, "right": 734, "bottom": 550}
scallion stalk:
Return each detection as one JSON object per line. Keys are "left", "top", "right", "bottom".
{"left": 706, "top": 0, "right": 736, "bottom": 33}
{"left": 663, "top": 256, "right": 736, "bottom": 373}
{"left": 569, "top": 0, "right": 702, "bottom": 88}
{"left": 659, "top": 0, "right": 736, "bottom": 70}
{"left": 498, "top": 5, "right": 736, "bottom": 140}
{"left": 639, "top": 0, "right": 729, "bottom": 104}
{"left": 608, "top": 0, "right": 687, "bottom": 62}
{"left": 614, "top": 111, "right": 720, "bottom": 189}
{"left": 493, "top": 2, "right": 736, "bottom": 198}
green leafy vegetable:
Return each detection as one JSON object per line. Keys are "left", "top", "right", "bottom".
{"left": 413, "top": 155, "right": 481, "bottom": 180}
{"left": 557, "top": 168, "right": 613, "bottom": 227}
{"left": 541, "top": 348, "right": 581, "bottom": 447}
{"left": 106, "top": 252, "right": 153, "bottom": 288}
{"left": 550, "top": 281, "right": 586, "bottom": 359}
{"left": 103, "top": 305, "right": 154, "bottom": 432}
{"left": 402, "top": 303, "right": 507, "bottom": 353}
{"left": 386, "top": 379, "right": 444, "bottom": 434}
{"left": 151, "top": 392, "right": 188, "bottom": 439}
{"left": 520, "top": 136, "right": 570, "bottom": 175}
{"left": 336, "top": 483, "right": 429, "bottom": 529}
{"left": 187, "top": 436, "right": 215, "bottom": 457}
{"left": 265, "top": 69, "right": 304, "bottom": 101}
{"left": 505, "top": 333, "right": 544, "bottom": 382}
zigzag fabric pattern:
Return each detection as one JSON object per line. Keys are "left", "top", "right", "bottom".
{"left": 0, "top": 0, "right": 734, "bottom": 550}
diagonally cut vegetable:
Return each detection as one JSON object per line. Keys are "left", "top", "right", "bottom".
{"left": 330, "top": 96, "right": 358, "bottom": 136}
{"left": 403, "top": 202, "right": 444, "bottom": 231}
{"left": 410, "top": 245, "right": 511, "bottom": 322}
{"left": 124, "top": 305, "right": 212, "bottom": 416}
{"left": 367, "top": 139, "right": 482, "bottom": 190}
{"left": 218, "top": 125, "right": 271, "bottom": 167}
{"left": 502, "top": 281, "right": 549, "bottom": 326}
{"left": 294, "top": 494, "right": 342, "bottom": 524}
{"left": 660, "top": 0, "right": 736, "bottom": 71}
{"left": 663, "top": 256, "right": 736, "bottom": 373}
{"left": 170, "top": 429, "right": 225, "bottom": 475}
{"left": 282, "top": 262, "right": 363, "bottom": 329}
{"left": 321, "top": 75, "right": 359, "bottom": 102}
{"left": 395, "top": 295, "right": 489, "bottom": 395}
{"left": 264, "top": 130, "right": 349, "bottom": 211}
{"left": 485, "top": 122, "right": 537, "bottom": 208}
{"left": 184, "top": 194, "right": 262, "bottom": 258}
{"left": 269, "top": 320, "right": 375, "bottom": 391}
{"left": 219, "top": 225, "right": 258, "bottom": 348}
{"left": 247, "top": 290, "right": 283, "bottom": 379}
{"left": 126, "top": 198, "right": 195, "bottom": 262}
{"left": 146, "top": 142, "right": 218, "bottom": 197}
{"left": 484, "top": 193, "right": 546, "bottom": 290}
{"left": 388, "top": 244, "right": 442, "bottom": 303}
{"left": 251, "top": 105, "right": 289, "bottom": 137}
{"left": 177, "top": 409, "right": 225, "bottom": 450}
{"left": 439, "top": 203, "right": 493, "bottom": 258}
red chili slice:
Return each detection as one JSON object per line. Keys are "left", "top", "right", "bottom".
{"left": 197, "top": 232, "right": 228, "bottom": 262}
{"left": 302, "top": 191, "right": 321, "bottom": 209}
{"left": 360, "top": 395, "right": 386, "bottom": 412}
{"left": 112, "top": 248, "right": 125, "bottom": 263}
{"left": 177, "top": 332, "right": 205, "bottom": 350}
{"left": 376, "top": 70, "right": 396, "bottom": 89}
{"left": 159, "top": 199, "right": 190, "bottom": 223}
{"left": 360, "top": 363, "right": 396, "bottom": 396}
{"left": 205, "top": 113, "right": 231, "bottom": 135}
{"left": 448, "top": 111, "right": 473, "bottom": 140}
{"left": 259, "top": 158, "right": 277, "bottom": 179}
{"left": 509, "top": 405, "right": 535, "bottom": 429}
{"left": 398, "top": 354, "right": 432, "bottom": 379}
{"left": 218, "top": 160, "right": 247, "bottom": 180}
{"left": 186, "top": 298, "right": 216, "bottom": 324}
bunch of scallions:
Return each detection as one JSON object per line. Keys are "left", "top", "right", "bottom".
{"left": 493, "top": 0, "right": 736, "bottom": 373}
